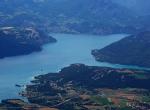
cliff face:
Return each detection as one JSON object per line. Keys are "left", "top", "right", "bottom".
{"left": 0, "top": 27, "right": 56, "bottom": 58}
{"left": 92, "top": 31, "right": 150, "bottom": 68}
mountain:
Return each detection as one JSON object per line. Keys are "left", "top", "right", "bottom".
{"left": 0, "top": 27, "right": 56, "bottom": 58}
{"left": 114, "top": 0, "right": 150, "bottom": 15}
{"left": 0, "top": 0, "right": 149, "bottom": 34}
{"left": 92, "top": 31, "right": 150, "bottom": 68}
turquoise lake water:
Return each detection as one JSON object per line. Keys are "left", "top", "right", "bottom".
{"left": 0, "top": 33, "right": 148, "bottom": 101}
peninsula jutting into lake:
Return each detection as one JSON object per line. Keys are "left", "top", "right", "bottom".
{"left": 0, "top": 27, "right": 56, "bottom": 58}
{"left": 92, "top": 31, "right": 150, "bottom": 68}
{"left": 1, "top": 64, "right": 150, "bottom": 110}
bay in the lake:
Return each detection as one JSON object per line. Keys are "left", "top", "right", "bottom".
{"left": 0, "top": 33, "right": 148, "bottom": 101}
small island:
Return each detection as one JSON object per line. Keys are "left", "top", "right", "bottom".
{"left": 1, "top": 64, "right": 150, "bottom": 110}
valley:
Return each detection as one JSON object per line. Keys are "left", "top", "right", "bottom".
{"left": 0, "top": 0, "right": 150, "bottom": 110}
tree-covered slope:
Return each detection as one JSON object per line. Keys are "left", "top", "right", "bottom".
{"left": 92, "top": 31, "right": 150, "bottom": 68}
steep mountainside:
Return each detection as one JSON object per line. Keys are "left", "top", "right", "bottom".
{"left": 92, "top": 31, "right": 150, "bottom": 68}
{"left": 0, "top": 27, "right": 56, "bottom": 58}
{"left": 114, "top": 0, "right": 150, "bottom": 15}
{"left": 0, "top": 0, "right": 149, "bottom": 34}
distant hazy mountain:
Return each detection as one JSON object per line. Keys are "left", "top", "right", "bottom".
{"left": 92, "top": 31, "right": 150, "bottom": 68}
{"left": 114, "top": 0, "right": 150, "bottom": 15}
{"left": 0, "top": 0, "right": 149, "bottom": 34}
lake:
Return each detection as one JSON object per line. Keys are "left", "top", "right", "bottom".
{"left": 0, "top": 33, "right": 148, "bottom": 101}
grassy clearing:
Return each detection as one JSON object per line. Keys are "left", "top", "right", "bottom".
{"left": 90, "top": 96, "right": 112, "bottom": 105}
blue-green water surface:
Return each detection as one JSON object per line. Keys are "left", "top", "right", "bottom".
{"left": 0, "top": 33, "right": 147, "bottom": 101}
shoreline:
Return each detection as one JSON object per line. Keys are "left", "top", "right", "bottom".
{"left": 0, "top": 33, "right": 149, "bottom": 102}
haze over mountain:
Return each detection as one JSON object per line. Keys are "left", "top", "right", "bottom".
{"left": 0, "top": 0, "right": 150, "bottom": 34}
{"left": 114, "top": 0, "right": 150, "bottom": 15}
